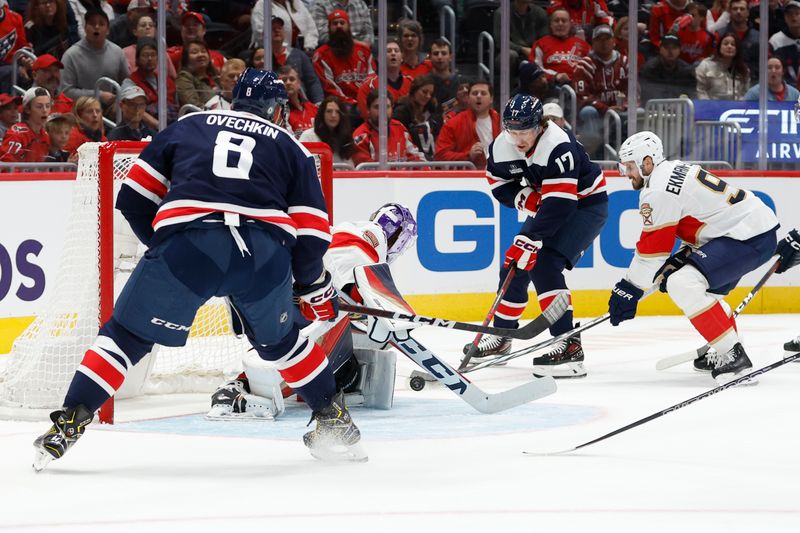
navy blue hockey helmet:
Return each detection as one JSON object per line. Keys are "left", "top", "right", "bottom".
{"left": 502, "top": 94, "right": 543, "bottom": 131}
{"left": 232, "top": 67, "right": 288, "bottom": 124}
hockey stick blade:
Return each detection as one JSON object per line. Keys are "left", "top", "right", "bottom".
{"left": 655, "top": 259, "right": 780, "bottom": 371}
{"left": 523, "top": 350, "right": 800, "bottom": 456}
{"left": 341, "top": 292, "right": 568, "bottom": 341}
{"left": 391, "top": 332, "right": 557, "bottom": 413}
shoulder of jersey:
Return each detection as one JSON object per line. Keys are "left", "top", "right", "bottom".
{"left": 334, "top": 221, "right": 385, "bottom": 247}
{"left": 646, "top": 160, "right": 688, "bottom": 191}
{"left": 529, "top": 124, "right": 570, "bottom": 167}
{"left": 489, "top": 131, "right": 525, "bottom": 163}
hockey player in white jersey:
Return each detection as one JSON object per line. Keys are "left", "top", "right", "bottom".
{"left": 776, "top": 229, "right": 800, "bottom": 354}
{"left": 208, "top": 203, "right": 418, "bottom": 419}
{"left": 608, "top": 131, "right": 780, "bottom": 384}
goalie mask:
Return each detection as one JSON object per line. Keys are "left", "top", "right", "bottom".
{"left": 369, "top": 203, "right": 417, "bottom": 264}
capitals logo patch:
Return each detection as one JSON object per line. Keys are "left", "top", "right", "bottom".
{"left": 0, "top": 29, "right": 17, "bottom": 62}
{"left": 639, "top": 203, "right": 653, "bottom": 226}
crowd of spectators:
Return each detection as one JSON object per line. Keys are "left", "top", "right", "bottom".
{"left": 0, "top": 0, "right": 798, "bottom": 167}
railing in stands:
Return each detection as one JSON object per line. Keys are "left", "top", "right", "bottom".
{"left": 439, "top": 5, "right": 456, "bottom": 73}
{"left": 604, "top": 108, "right": 622, "bottom": 161}
{"left": 94, "top": 77, "right": 122, "bottom": 125}
{"left": 695, "top": 120, "right": 742, "bottom": 170}
{"left": 11, "top": 49, "right": 36, "bottom": 97}
{"left": 477, "top": 31, "right": 494, "bottom": 82}
{"left": 401, "top": 0, "right": 417, "bottom": 20}
{"left": 354, "top": 161, "right": 478, "bottom": 170}
{"left": 644, "top": 98, "right": 695, "bottom": 161}
{"left": 0, "top": 162, "right": 77, "bottom": 172}
{"left": 557, "top": 85, "right": 577, "bottom": 131}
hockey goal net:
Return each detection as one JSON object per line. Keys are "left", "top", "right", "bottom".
{"left": 0, "top": 140, "right": 334, "bottom": 423}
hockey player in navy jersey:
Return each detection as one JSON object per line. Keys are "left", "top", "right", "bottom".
{"left": 32, "top": 68, "right": 367, "bottom": 469}
{"left": 474, "top": 94, "right": 608, "bottom": 378}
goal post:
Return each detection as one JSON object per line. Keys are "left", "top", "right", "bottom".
{"left": 0, "top": 140, "right": 334, "bottom": 424}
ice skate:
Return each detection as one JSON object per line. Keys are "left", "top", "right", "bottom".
{"left": 710, "top": 343, "right": 757, "bottom": 386}
{"left": 303, "top": 391, "right": 367, "bottom": 462}
{"left": 207, "top": 377, "right": 249, "bottom": 419}
{"left": 784, "top": 336, "right": 800, "bottom": 356}
{"left": 462, "top": 335, "right": 511, "bottom": 365}
{"left": 532, "top": 330, "right": 586, "bottom": 379}
{"left": 693, "top": 349, "right": 715, "bottom": 372}
{"left": 32, "top": 405, "right": 93, "bottom": 472}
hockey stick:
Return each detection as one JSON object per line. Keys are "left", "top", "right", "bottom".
{"left": 466, "top": 286, "right": 658, "bottom": 373}
{"left": 391, "top": 331, "right": 557, "bottom": 413}
{"left": 340, "top": 291, "right": 569, "bottom": 341}
{"left": 458, "top": 266, "right": 517, "bottom": 370}
{"left": 654, "top": 258, "right": 780, "bottom": 371}
{"left": 524, "top": 350, "right": 800, "bottom": 456}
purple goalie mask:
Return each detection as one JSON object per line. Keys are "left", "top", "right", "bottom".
{"left": 369, "top": 203, "right": 417, "bottom": 263}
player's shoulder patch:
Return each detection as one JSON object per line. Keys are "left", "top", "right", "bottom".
{"left": 639, "top": 202, "right": 654, "bottom": 226}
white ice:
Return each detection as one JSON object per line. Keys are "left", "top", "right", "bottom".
{"left": 1, "top": 315, "right": 800, "bottom": 533}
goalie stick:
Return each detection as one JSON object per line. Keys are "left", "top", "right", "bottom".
{"left": 340, "top": 291, "right": 568, "bottom": 341}
{"left": 459, "top": 266, "right": 517, "bottom": 370}
{"left": 391, "top": 331, "right": 557, "bottom": 413}
{"left": 655, "top": 258, "right": 780, "bottom": 371}
{"left": 523, "top": 350, "right": 800, "bottom": 456}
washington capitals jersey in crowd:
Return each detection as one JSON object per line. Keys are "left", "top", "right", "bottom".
{"left": 116, "top": 109, "right": 331, "bottom": 286}
{"left": 486, "top": 124, "right": 606, "bottom": 241}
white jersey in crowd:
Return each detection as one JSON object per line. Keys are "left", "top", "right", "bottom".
{"left": 627, "top": 160, "right": 779, "bottom": 289}
{"left": 324, "top": 220, "right": 389, "bottom": 291}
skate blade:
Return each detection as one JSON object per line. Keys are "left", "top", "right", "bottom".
{"left": 533, "top": 362, "right": 587, "bottom": 379}
{"left": 32, "top": 449, "right": 54, "bottom": 472}
{"left": 713, "top": 372, "right": 759, "bottom": 387}
{"left": 308, "top": 441, "right": 368, "bottom": 463}
{"left": 205, "top": 407, "right": 276, "bottom": 421}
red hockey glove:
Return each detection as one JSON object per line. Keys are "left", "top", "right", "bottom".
{"left": 504, "top": 235, "right": 541, "bottom": 271}
{"left": 294, "top": 271, "right": 339, "bottom": 321}
{"left": 514, "top": 186, "right": 540, "bottom": 217}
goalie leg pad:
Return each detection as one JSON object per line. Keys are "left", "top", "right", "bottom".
{"left": 353, "top": 348, "right": 396, "bottom": 410}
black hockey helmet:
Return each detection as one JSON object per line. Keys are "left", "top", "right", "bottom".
{"left": 232, "top": 67, "right": 288, "bottom": 125}
{"left": 502, "top": 93, "right": 543, "bottom": 131}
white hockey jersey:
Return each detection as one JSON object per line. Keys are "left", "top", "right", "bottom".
{"left": 626, "top": 160, "right": 779, "bottom": 289}
{"left": 324, "top": 221, "right": 389, "bottom": 291}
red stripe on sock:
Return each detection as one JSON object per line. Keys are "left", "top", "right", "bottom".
{"left": 81, "top": 349, "right": 125, "bottom": 391}
{"left": 496, "top": 301, "right": 525, "bottom": 318}
{"left": 690, "top": 303, "right": 734, "bottom": 344}
{"left": 279, "top": 342, "right": 327, "bottom": 385}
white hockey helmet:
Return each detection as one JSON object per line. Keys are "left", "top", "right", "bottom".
{"left": 618, "top": 131, "right": 664, "bottom": 177}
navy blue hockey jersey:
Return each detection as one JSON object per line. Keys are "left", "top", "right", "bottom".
{"left": 116, "top": 109, "right": 331, "bottom": 286}
{"left": 486, "top": 125, "right": 606, "bottom": 240}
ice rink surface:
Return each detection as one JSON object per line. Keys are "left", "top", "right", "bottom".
{"left": 1, "top": 315, "right": 799, "bottom": 533}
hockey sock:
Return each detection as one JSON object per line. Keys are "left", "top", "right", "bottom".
{"left": 64, "top": 318, "right": 154, "bottom": 412}
{"left": 492, "top": 265, "right": 530, "bottom": 329}
{"left": 254, "top": 329, "right": 336, "bottom": 412}
{"left": 689, "top": 302, "right": 738, "bottom": 355}
{"left": 530, "top": 249, "right": 573, "bottom": 336}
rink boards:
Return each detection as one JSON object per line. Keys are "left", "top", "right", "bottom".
{"left": 1, "top": 170, "right": 799, "bottom": 353}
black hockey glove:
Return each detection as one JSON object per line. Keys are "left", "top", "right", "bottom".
{"left": 653, "top": 246, "right": 693, "bottom": 293}
{"left": 776, "top": 229, "right": 800, "bottom": 274}
{"left": 608, "top": 279, "right": 644, "bottom": 326}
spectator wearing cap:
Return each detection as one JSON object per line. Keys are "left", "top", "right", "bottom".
{"left": 268, "top": 16, "right": 323, "bottom": 104}
{"left": 60, "top": 9, "right": 128, "bottom": 106}
{"left": 278, "top": 64, "right": 317, "bottom": 136}
{"left": 427, "top": 38, "right": 466, "bottom": 121}
{"left": 44, "top": 112, "right": 74, "bottom": 162}
{"left": 109, "top": 0, "right": 154, "bottom": 49}
{"left": 122, "top": 13, "right": 177, "bottom": 78}
{"left": 515, "top": 61, "right": 557, "bottom": 102}
{"left": 176, "top": 39, "right": 218, "bottom": 108}
{"left": 494, "top": 0, "right": 548, "bottom": 81}
{"left": 251, "top": 0, "right": 319, "bottom": 53}
{"left": 649, "top": 0, "right": 688, "bottom": 48}
{"left": 167, "top": 12, "right": 226, "bottom": 74}
{"left": 769, "top": 0, "right": 800, "bottom": 88}
{"left": 31, "top": 54, "right": 73, "bottom": 114}
{"left": 0, "top": 86, "right": 51, "bottom": 162}
{"left": 434, "top": 80, "right": 500, "bottom": 169}
{"left": 66, "top": 0, "right": 114, "bottom": 38}
{"left": 717, "top": 0, "right": 759, "bottom": 80}
{"left": 543, "top": 101, "right": 569, "bottom": 130}
{"left": 573, "top": 24, "right": 629, "bottom": 157}
{"left": 744, "top": 56, "right": 800, "bottom": 101}
{"left": 64, "top": 94, "right": 106, "bottom": 156}
{"left": 529, "top": 8, "right": 590, "bottom": 86}
{"left": 122, "top": 37, "right": 178, "bottom": 127}
{"left": 0, "top": 0, "right": 32, "bottom": 93}
{"left": 356, "top": 38, "right": 412, "bottom": 120}
{"left": 312, "top": 9, "right": 374, "bottom": 107}
{"left": 108, "top": 85, "right": 155, "bottom": 140}
{"left": 640, "top": 33, "right": 697, "bottom": 102}
{"left": 397, "top": 19, "right": 431, "bottom": 79}
{"left": 24, "top": 0, "right": 79, "bottom": 58}
{"left": 205, "top": 58, "right": 246, "bottom": 111}
{"left": 0, "top": 93, "right": 20, "bottom": 139}
{"left": 312, "top": 0, "right": 373, "bottom": 47}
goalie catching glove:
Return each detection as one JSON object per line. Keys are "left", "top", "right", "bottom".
{"left": 504, "top": 234, "right": 541, "bottom": 271}
{"left": 776, "top": 229, "right": 800, "bottom": 274}
{"left": 294, "top": 271, "right": 339, "bottom": 321}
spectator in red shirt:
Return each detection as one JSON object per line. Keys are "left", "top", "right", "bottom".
{"left": 0, "top": 93, "right": 19, "bottom": 139}
{"left": 167, "top": 12, "right": 225, "bottom": 74}
{"left": 64, "top": 95, "right": 107, "bottom": 156}
{"left": 613, "top": 16, "right": 644, "bottom": 68}
{"left": 530, "top": 8, "right": 591, "bottom": 86}
{"left": 352, "top": 90, "right": 425, "bottom": 166}
{"left": 549, "top": 0, "right": 614, "bottom": 33}
{"left": 672, "top": 2, "right": 716, "bottom": 66}
{"left": 123, "top": 36, "right": 177, "bottom": 127}
{"left": 312, "top": 9, "right": 374, "bottom": 109}
{"left": 44, "top": 112, "right": 74, "bottom": 163}
{"left": 649, "top": 0, "right": 689, "bottom": 48}
{"left": 279, "top": 64, "right": 317, "bottom": 137}
{"left": 356, "top": 38, "right": 412, "bottom": 120}
{"left": 0, "top": 86, "right": 51, "bottom": 163}
{"left": 397, "top": 19, "right": 431, "bottom": 78}
{"left": 434, "top": 80, "right": 501, "bottom": 169}
{"left": 31, "top": 54, "right": 74, "bottom": 114}
{"left": 0, "top": 0, "right": 32, "bottom": 93}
